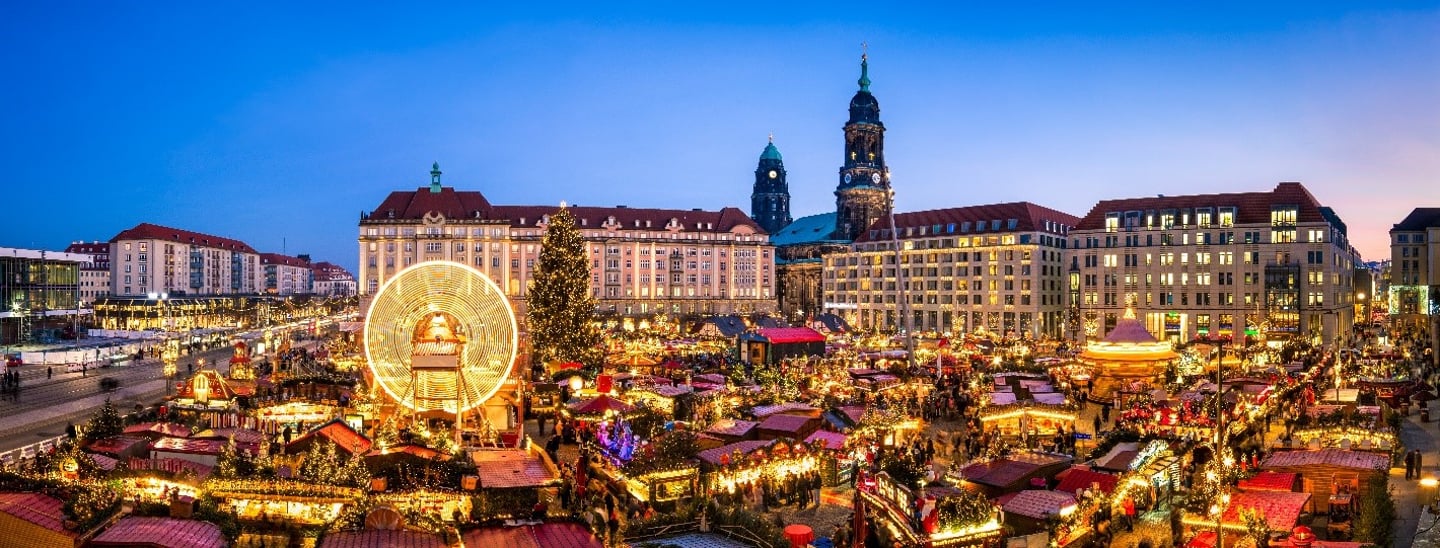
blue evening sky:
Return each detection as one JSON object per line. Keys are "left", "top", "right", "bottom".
{"left": 3, "top": 3, "right": 1437, "bottom": 273}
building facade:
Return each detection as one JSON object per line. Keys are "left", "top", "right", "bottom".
{"left": 773, "top": 54, "right": 893, "bottom": 322}
{"left": 359, "top": 164, "right": 776, "bottom": 318}
{"left": 64, "top": 241, "right": 110, "bottom": 306}
{"left": 1, "top": 247, "right": 87, "bottom": 344}
{"left": 260, "top": 253, "right": 313, "bottom": 295}
{"left": 823, "top": 202, "right": 1080, "bottom": 337}
{"left": 311, "top": 262, "right": 357, "bottom": 297}
{"left": 108, "top": 223, "right": 262, "bottom": 298}
{"left": 1070, "top": 182, "right": 1360, "bottom": 346}
{"left": 1389, "top": 208, "right": 1439, "bottom": 364}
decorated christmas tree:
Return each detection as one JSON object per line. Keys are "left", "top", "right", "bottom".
{"left": 527, "top": 207, "right": 603, "bottom": 368}
{"left": 84, "top": 398, "right": 124, "bottom": 443}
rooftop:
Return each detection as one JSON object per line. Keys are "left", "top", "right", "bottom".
{"left": 110, "top": 222, "right": 257, "bottom": 254}
{"left": 1075, "top": 182, "right": 1333, "bottom": 231}
{"left": 0, "top": 492, "right": 70, "bottom": 536}
{"left": 771, "top": 212, "right": 843, "bottom": 247}
{"left": 469, "top": 449, "right": 559, "bottom": 489}
{"left": 1393, "top": 207, "right": 1440, "bottom": 231}
{"left": 90, "top": 516, "right": 225, "bottom": 548}
{"left": 854, "top": 201, "right": 1081, "bottom": 243}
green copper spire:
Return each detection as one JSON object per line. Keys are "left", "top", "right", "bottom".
{"left": 429, "top": 162, "right": 442, "bottom": 193}
{"left": 858, "top": 50, "right": 870, "bottom": 92}
{"left": 760, "top": 133, "right": 782, "bottom": 161}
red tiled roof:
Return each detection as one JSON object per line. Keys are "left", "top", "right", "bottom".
{"left": 1238, "top": 471, "right": 1298, "bottom": 492}
{"left": 758, "top": 414, "right": 814, "bottom": 434}
{"left": 152, "top": 438, "right": 228, "bottom": 456}
{"left": 750, "top": 402, "right": 818, "bottom": 418}
{"left": 1054, "top": 467, "right": 1119, "bottom": 495}
{"left": 364, "top": 186, "right": 764, "bottom": 234}
{"left": 462, "top": 522, "right": 602, "bottom": 548}
{"left": 0, "top": 492, "right": 71, "bottom": 536}
{"left": 699, "top": 440, "right": 775, "bottom": 465}
{"left": 311, "top": 262, "right": 354, "bottom": 282}
{"left": 1001, "top": 490, "right": 1077, "bottom": 520}
{"left": 91, "top": 516, "right": 225, "bottom": 548}
{"left": 64, "top": 242, "right": 110, "bottom": 254}
{"left": 805, "top": 430, "right": 848, "bottom": 450}
{"left": 495, "top": 205, "right": 765, "bottom": 235}
{"left": 470, "top": 450, "right": 559, "bottom": 488}
{"left": 125, "top": 422, "right": 192, "bottom": 439}
{"left": 1261, "top": 449, "right": 1390, "bottom": 470}
{"left": 288, "top": 419, "right": 372, "bottom": 455}
{"left": 259, "top": 253, "right": 309, "bottom": 267}
{"left": 1075, "top": 182, "right": 1328, "bottom": 231}
{"left": 855, "top": 201, "right": 1082, "bottom": 243}
{"left": 755, "top": 327, "right": 826, "bottom": 344}
{"left": 109, "top": 222, "right": 257, "bottom": 253}
{"left": 320, "top": 529, "right": 446, "bottom": 548}
{"left": 705, "top": 419, "right": 759, "bottom": 437}
{"left": 86, "top": 435, "right": 152, "bottom": 457}
{"left": 1220, "top": 491, "right": 1311, "bottom": 531}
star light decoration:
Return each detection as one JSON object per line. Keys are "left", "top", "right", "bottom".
{"left": 363, "top": 261, "right": 518, "bottom": 413}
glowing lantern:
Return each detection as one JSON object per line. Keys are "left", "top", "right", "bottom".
{"left": 569, "top": 375, "right": 585, "bottom": 392}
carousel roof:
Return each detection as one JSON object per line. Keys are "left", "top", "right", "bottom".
{"left": 568, "top": 394, "right": 634, "bottom": 416}
{"left": 1081, "top": 306, "right": 1178, "bottom": 361}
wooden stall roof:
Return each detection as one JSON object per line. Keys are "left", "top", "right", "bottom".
{"left": 90, "top": 516, "right": 225, "bottom": 548}
{"left": 463, "top": 522, "right": 602, "bottom": 548}
{"left": 320, "top": 529, "right": 445, "bottom": 548}
{"left": 0, "top": 492, "right": 72, "bottom": 537}
{"left": 1261, "top": 449, "right": 1390, "bottom": 470}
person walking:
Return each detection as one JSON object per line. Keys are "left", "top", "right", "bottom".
{"left": 47, "top": 367, "right": 52, "bottom": 379}
{"left": 1406, "top": 450, "right": 1416, "bottom": 480}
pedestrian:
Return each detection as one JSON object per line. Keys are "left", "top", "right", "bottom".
{"left": 187, "top": 362, "right": 193, "bottom": 374}
{"left": 1406, "top": 450, "right": 1416, "bottom": 480}
{"left": 47, "top": 367, "right": 52, "bottom": 379}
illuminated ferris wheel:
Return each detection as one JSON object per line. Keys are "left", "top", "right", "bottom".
{"left": 363, "top": 261, "right": 517, "bottom": 415}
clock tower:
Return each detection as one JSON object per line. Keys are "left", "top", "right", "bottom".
{"left": 834, "top": 51, "right": 892, "bottom": 242}
{"left": 750, "top": 135, "right": 792, "bottom": 234}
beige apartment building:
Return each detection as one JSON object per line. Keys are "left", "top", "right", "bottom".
{"left": 260, "top": 253, "right": 312, "bottom": 295}
{"left": 822, "top": 201, "right": 1080, "bottom": 338}
{"left": 108, "top": 223, "right": 261, "bottom": 297}
{"left": 1070, "top": 182, "right": 1360, "bottom": 346}
{"left": 1389, "top": 208, "right": 1439, "bottom": 362}
{"left": 358, "top": 165, "right": 776, "bottom": 317}
{"left": 65, "top": 241, "right": 111, "bottom": 305}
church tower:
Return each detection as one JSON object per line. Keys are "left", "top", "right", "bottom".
{"left": 750, "top": 135, "right": 792, "bottom": 234}
{"left": 834, "top": 51, "right": 892, "bottom": 242}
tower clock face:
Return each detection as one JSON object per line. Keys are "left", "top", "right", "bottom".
{"left": 843, "top": 173, "right": 852, "bottom": 184}
{"left": 871, "top": 172, "right": 881, "bottom": 184}
{"left": 768, "top": 170, "right": 778, "bottom": 179}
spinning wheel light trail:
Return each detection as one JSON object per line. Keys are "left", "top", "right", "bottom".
{"left": 363, "top": 261, "right": 518, "bottom": 415}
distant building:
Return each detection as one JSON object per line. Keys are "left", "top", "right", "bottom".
{"left": 1389, "top": 207, "right": 1439, "bottom": 364}
{"left": 0, "top": 246, "right": 89, "bottom": 345}
{"left": 359, "top": 164, "right": 775, "bottom": 318}
{"left": 824, "top": 202, "right": 1080, "bottom": 337}
{"left": 65, "top": 241, "right": 111, "bottom": 305}
{"left": 311, "top": 262, "right": 356, "bottom": 297}
{"left": 108, "top": 222, "right": 261, "bottom": 297}
{"left": 260, "top": 253, "right": 312, "bottom": 295}
{"left": 1070, "top": 182, "right": 1361, "bottom": 345}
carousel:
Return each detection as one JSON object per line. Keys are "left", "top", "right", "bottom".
{"left": 1079, "top": 305, "right": 1178, "bottom": 403}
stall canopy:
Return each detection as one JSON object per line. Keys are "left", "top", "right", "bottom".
{"left": 568, "top": 394, "right": 635, "bottom": 416}
{"left": 1054, "top": 467, "right": 1119, "bottom": 495}
{"left": 90, "top": 516, "right": 225, "bottom": 548}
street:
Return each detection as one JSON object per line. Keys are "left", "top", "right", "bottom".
{"left": 0, "top": 343, "right": 238, "bottom": 454}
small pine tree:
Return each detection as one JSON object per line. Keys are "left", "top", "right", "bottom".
{"left": 527, "top": 207, "right": 603, "bottom": 368}
{"left": 85, "top": 398, "right": 124, "bottom": 443}
{"left": 214, "top": 437, "right": 240, "bottom": 479}
{"left": 1353, "top": 473, "right": 1396, "bottom": 548}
